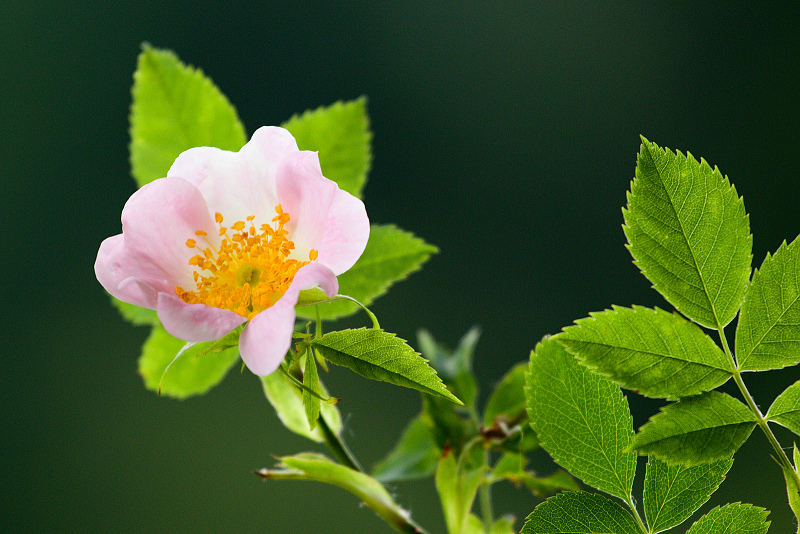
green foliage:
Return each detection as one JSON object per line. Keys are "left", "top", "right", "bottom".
{"left": 526, "top": 337, "right": 636, "bottom": 501}
{"left": 311, "top": 328, "right": 462, "bottom": 404}
{"left": 111, "top": 297, "right": 159, "bottom": 326}
{"left": 260, "top": 363, "right": 341, "bottom": 444}
{"left": 298, "top": 224, "right": 438, "bottom": 321}
{"left": 371, "top": 414, "right": 440, "bottom": 483}
{"left": 684, "top": 503, "right": 770, "bottom": 534}
{"left": 129, "top": 44, "right": 247, "bottom": 187}
{"left": 488, "top": 452, "right": 579, "bottom": 497}
{"left": 559, "top": 305, "right": 733, "bottom": 400}
{"left": 419, "top": 326, "right": 480, "bottom": 414}
{"left": 623, "top": 137, "right": 752, "bottom": 329}
{"left": 138, "top": 325, "right": 240, "bottom": 399}
{"left": 436, "top": 447, "right": 485, "bottom": 534}
{"left": 302, "top": 352, "right": 321, "bottom": 430}
{"left": 630, "top": 391, "right": 757, "bottom": 465}
{"left": 282, "top": 97, "right": 372, "bottom": 199}
{"left": 736, "top": 236, "right": 800, "bottom": 371}
{"left": 256, "top": 453, "right": 426, "bottom": 534}
{"left": 643, "top": 457, "right": 733, "bottom": 533}
{"left": 521, "top": 491, "right": 641, "bottom": 534}
{"left": 766, "top": 380, "right": 800, "bottom": 436}
{"left": 483, "top": 362, "right": 528, "bottom": 428}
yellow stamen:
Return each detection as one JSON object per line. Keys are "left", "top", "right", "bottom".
{"left": 178, "top": 205, "right": 318, "bottom": 319}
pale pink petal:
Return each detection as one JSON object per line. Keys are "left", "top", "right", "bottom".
{"left": 157, "top": 293, "right": 246, "bottom": 342}
{"left": 239, "top": 262, "right": 338, "bottom": 376}
{"left": 315, "top": 188, "right": 370, "bottom": 275}
{"left": 168, "top": 127, "right": 298, "bottom": 223}
{"left": 95, "top": 178, "right": 216, "bottom": 305}
{"left": 275, "top": 151, "right": 339, "bottom": 258}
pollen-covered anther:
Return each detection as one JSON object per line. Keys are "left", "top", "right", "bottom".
{"left": 177, "top": 205, "right": 318, "bottom": 319}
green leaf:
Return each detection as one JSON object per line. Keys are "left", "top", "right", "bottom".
{"left": 490, "top": 516, "right": 517, "bottom": 534}
{"left": 138, "top": 324, "right": 240, "bottom": 399}
{"left": 736, "top": 236, "right": 800, "bottom": 371}
{"left": 129, "top": 44, "right": 247, "bottom": 188}
{"left": 297, "top": 224, "right": 438, "bottom": 321}
{"left": 623, "top": 137, "right": 752, "bottom": 329}
{"left": 256, "top": 453, "right": 426, "bottom": 534}
{"left": 766, "top": 380, "right": 800, "bottom": 435}
{"left": 521, "top": 491, "right": 641, "bottom": 534}
{"left": 685, "top": 503, "right": 770, "bottom": 534}
{"left": 643, "top": 456, "right": 733, "bottom": 533}
{"left": 418, "top": 327, "right": 480, "bottom": 413}
{"left": 484, "top": 362, "right": 529, "bottom": 428}
{"left": 424, "top": 392, "right": 477, "bottom": 453}
{"left": 110, "top": 297, "right": 159, "bottom": 326}
{"left": 780, "top": 446, "right": 800, "bottom": 527}
{"left": 260, "top": 364, "right": 341, "bottom": 443}
{"left": 630, "top": 391, "right": 757, "bottom": 465}
{"left": 312, "top": 328, "right": 462, "bottom": 404}
{"left": 489, "top": 452, "right": 579, "bottom": 497}
{"left": 302, "top": 353, "right": 321, "bottom": 430}
{"left": 559, "top": 306, "right": 733, "bottom": 400}
{"left": 526, "top": 337, "right": 636, "bottom": 500}
{"left": 372, "top": 413, "right": 440, "bottom": 483}
{"left": 282, "top": 97, "right": 372, "bottom": 199}
{"left": 436, "top": 448, "right": 484, "bottom": 534}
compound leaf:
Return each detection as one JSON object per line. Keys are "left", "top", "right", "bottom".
{"left": 521, "top": 491, "right": 640, "bottom": 534}
{"left": 685, "top": 503, "right": 770, "bottom": 534}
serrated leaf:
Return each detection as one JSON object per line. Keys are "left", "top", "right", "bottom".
{"left": 736, "top": 236, "right": 800, "bottom": 371}
{"left": 312, "top": 328, "right": 462, "bottom": 404}
{"left": 521, "top": 491, "right": 640, "bottom": 534}
{"left": 484, "top": 362, "right": 529, "bottom": 428}
{"left": 372, "top": 413, "right": 440, "bottom": 483}
{"left": 526, "top": 337, "right": 636, "bottom": 500}
{"left": 766, "top": 380, "right": 800, "bottom": 436}
{"left": 129, "top": 44, "right": 247, "bottom": 187}
{"left": 256, "top": 453, "right": 425, "bottom": 533}
{"left": 138, "top": 324, "right": 240, "bottom": 399}
{"left": 630, "top": 391, "right": 756, "bottom": 465}
{"left": 418, "top": 327, "right": 480, "bottom": 413}
{"left": 297, "top": 224, "right": 438, "bottom": 321}
{"left": 643, "top": 456, "right": 733, "bottom": 533}
{"left": 685, "top": 503, "right": 770, "bottom": 534}
{"left": 111, "top": 297, "right": 159, "bottom": 326}
{"left": 302, "top": 352, "right": 321, "bottom": 430}
{"left": 260, "top": 364, "right": 341, "bottom": 443}
{"left": 559, "top": 305, "right": 733, "bottom": 400}
{"left": 282, "top": 97, "right": 372, "bottom": 199}
{"left": 623, "top": 137, "right": 752, "bottom": 329}
{"left": 436, "top": 448, "right": 484, "bottom": 534}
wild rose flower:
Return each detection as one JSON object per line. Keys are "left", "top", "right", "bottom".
{"left": 96, "top": 127, "right": 370, "bottom": 376}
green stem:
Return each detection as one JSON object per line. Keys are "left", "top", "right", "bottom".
{"left": 717, "top": 324, "right": 800, "bottom": 502}
{"left": 478, "top": 447, "right": 494, "bottom": 534}
{"left": 625, "top": 495, "right": 649, "bottom": 534}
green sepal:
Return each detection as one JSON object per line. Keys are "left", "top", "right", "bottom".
{"left": 255, "top": 453, "right": 426, "bottom": 534}
{"left": 302, "top": 352, "right": 321, "bottom": 431}
{"left": 418, "top": 326, "right": 480, "bottom": 413}
{"left": 129, "top": 44, "right": 247, "bottom": 188}
{"left": 311, "top": 328, "right": 462, "bottom": 404}
{"left": 282, "top": 97, "right": 372, "bottom": 200}
{"left": 643, "top": 456, "right": 733, "bottom": 533}
{"left": 766, "top": 380, "right": 800, "bottom": 436}
{"left": 558, "top": 306, "right": 733, "bottom": 400}
{"left": 297, "top": 224, "right": 438, "bottom": 321}
{"left": 371, "top": 413, "right": 440, "bottom": 483}
{"left": 780, "top": 446, "right": 800, "bottom": 528}
{"left": 623, "top": 137, "right": 752, "bottom": 329}
{"left": 737, "top": 236, "right": 800, "bottom": 370}
{"left": 630, "top": 391, "right": 757, "bottom": 465}
{"left": 138, "top": 324, "right": 240, "bottom": 399}
{"left": 526, "top": 337, "right": 636, "bottom": 501}
{"left": 261, "top": 362, "right": 342, "bottom": 444}
{"left": 521, "top": 491, "right": 641, "bottom": 534}
{"left": 436, "top": 446, "right": 485, "bottom": 534}
{"left": 684, "top": 503, "right": 770, "bottom": 534}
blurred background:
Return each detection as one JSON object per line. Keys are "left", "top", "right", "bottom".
{"left": 3, "top": 1, "right": 799, "bottom": 532}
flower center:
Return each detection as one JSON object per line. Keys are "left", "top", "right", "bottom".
{"left": 176, "top": 205, "right": 318, "bottom": 320}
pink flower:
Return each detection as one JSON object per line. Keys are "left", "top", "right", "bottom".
{"left": 96, "top": 127, "right": 370, "bottom": 376}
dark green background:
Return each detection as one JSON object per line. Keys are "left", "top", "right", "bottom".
{"left": 4, "top": 2, "right": 799, "bottom": 532}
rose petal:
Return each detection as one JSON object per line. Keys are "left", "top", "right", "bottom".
{"left": 315, "top": 186, "right": 370, "bottom": 275}
{"left": 95, "top": 178, "right": 216, "bottom": 305}
{"left": 239, "top": 262, "right": 338, "bottom": 376}
{"left": 157, "top": 293, "right": 246, "bottom": 342}
{"left": 168, "top": 126, "right": 298, "bottom": 224}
